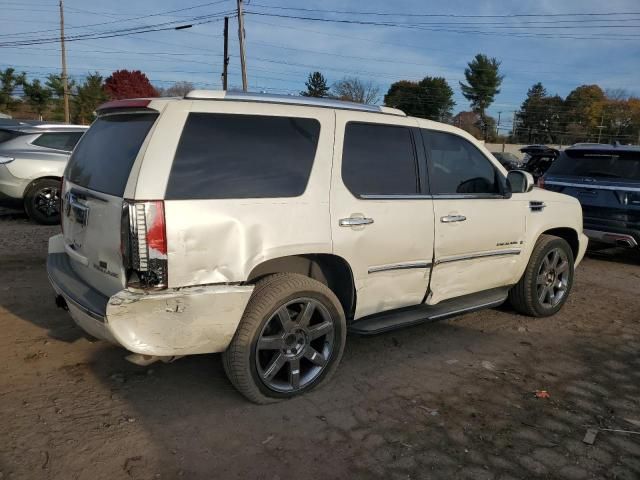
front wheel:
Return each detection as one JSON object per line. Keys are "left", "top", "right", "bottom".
{"left": 223, "top": 273, "right": 347, "bottom": 404}
{"left": 509, "top": 235, "right": 575, "bottom": 317}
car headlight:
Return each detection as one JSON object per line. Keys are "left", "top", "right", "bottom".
{"left": 0, "top": 156, "right": 15, "bottom": 164}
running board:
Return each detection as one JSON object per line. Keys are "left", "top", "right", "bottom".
{"left": 349, "top": 287, "right": 510, "bottom": 335}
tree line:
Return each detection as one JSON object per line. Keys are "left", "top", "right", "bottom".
{"left": 1, "top": 54, "right": 639, "bottom": 145}
{"left": 0, "top": 68, "right": 193, "bottom": 124}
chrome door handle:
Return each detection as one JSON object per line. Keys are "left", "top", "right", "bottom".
{"left": 339, "top": 217, "right": 374, "bottom": 227}
{"left": 440, "top": 215, "right": 466, "bottom": 223}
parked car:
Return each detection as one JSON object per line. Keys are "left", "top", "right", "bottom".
{"left": 0, "top": 122, "right": 88, "bottom": 224}
{"left": 520, "top": 145, "right": 559, "bottom": 181}
{"left": 47, "top": 92, "right": 587, "bottom": 403}
{"left": 491, "top": 151, "right": 524, "bottom": 170}
{"left": 541, "top": 143, "right": 640, "bottom": 249}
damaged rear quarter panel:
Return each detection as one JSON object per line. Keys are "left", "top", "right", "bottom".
{"left": 164, "top": 199, "right": 333, "bottom": 286}
{"left": 161, "top": 102, "right": 336, "bottom": 288}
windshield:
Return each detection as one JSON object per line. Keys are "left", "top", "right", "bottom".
{"left": 65, "top": 113, "right": 158, "bottom": 196}
{"left": 546, "top": 149, "right": 640, "bottom": 181}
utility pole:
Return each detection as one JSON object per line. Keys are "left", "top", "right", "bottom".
{"left": 596, "top": 112, "right": 605, "bottom": 143}
{"left": 236, "top": 0, "right": 248, "bottom": 92}
{"left": 222, "top": 17, "right": 229, "bottom": 90}
{"left": 496, "top": 111, "right": 502, "bottom": 138}
{"left": 59, "top": 0, "right": 70, "bottom": 123}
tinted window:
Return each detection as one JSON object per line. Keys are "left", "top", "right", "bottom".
{"left": 425, "top": 130, "right": 500, "bottom": 195}
{"left": 66, "top": 113, "right": 157, "bottom": 196}
{"left": 547, "top": 150, "right": 640, "bottom": 181}
{"left": 166, "top": 113, "right": 320, "bottom": 199}
{"left": 32, "top": 132, "right": 84, "bottom": 151}
{"left": 342, "top": 122, "right": 418, "bottom": 196}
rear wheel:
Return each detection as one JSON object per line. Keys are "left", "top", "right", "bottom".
{"left": 24, "top": 178, "right": 61, "bottom": 225}
{"left": 223, "top": 273, "right": 347, "bottom": 404}
{"left": 509, "top": 235, "right": 575, "bottom": 317}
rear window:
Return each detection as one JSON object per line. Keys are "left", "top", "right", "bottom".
{"left": 66, "top": 113, "right": 158, "bottom": 196}
{"left": 166, "top": 113, "right": 320, "bottom": 199}
{"left": 547, "top": 149, "right": 640, "bottom": 181}
{"left": 32, "top": 131, "right": 84, "bottom": 151}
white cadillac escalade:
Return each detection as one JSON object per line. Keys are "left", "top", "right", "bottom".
{"left": 47, "top": 91, "right": 588, "bottom": 403}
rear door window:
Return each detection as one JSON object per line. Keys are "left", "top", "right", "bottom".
{"left": 341, "top": 122, "right": 419, "bottom": 196}
{"left": 547, "top": 150, "right": 640, "bottom": 181}
{"left": 32, "top": 131, "right": 84, "bottom": 151}
{"left": 166, "top": 113, "right": 321, "bottom": 199}
{"left": 65, "top": 113, "right": 158, "bottom": 196}
{"left": 423, "top": 130, "right": 501, "bottom": 195}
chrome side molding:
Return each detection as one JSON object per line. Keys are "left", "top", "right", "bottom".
{"left": 368, "top": 261, "right": 432, "bottom": 274}
{"left": 436, "top": 248, "right": 521, "bottom": 265}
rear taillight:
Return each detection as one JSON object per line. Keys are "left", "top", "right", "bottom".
{"left": 537, "top": 176, "right": 545, "bottom": 189}
{"left": 121, "top": 200, "right": 168, "bottom": 290}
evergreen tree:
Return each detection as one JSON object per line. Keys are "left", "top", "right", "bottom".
{"left": 301, "top": 71, "right": 329, "bottom": 98}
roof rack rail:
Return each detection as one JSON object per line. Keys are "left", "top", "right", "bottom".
{"left": 184, "top": 90, "right": 406, "bottom": 116}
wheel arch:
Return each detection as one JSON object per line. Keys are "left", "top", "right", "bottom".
{"left": 540, "top": 227, "right": 579, "bottom": 261}
{"left": 247, "top": 254, "right": 356, "bottom": 320}
{"left": 23, "top": 175, "right": 62, "bottom": 198}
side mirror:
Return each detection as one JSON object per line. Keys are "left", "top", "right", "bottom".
{"left": 507, "top": 170, "right": 535, "bottom": 194}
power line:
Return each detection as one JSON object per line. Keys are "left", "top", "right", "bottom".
{"left": 244, "top": 11, "right": 640, "bottom": 40}
{"left": 0, "top": 12, "right": 234, "bottom": 47}
{"left": 247, "top": 4, "right": 640, "bottom": 19}
{"left": 0, "top": 0, "right": 233, "bottom": 39}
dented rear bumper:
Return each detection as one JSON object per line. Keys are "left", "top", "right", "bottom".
{"left": 47, "top": 234, "right": 254, "bottom": 356}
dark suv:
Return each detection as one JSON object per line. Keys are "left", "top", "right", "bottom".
{"left": 542, "top": 144, "right": 640, "bottom": 249}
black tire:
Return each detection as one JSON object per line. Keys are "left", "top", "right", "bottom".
{"left": 24, "top": 178, "right": 61, "bottom": 225}
{"left": 509, "top": 234, "right": 575, "bottom": 317}
{"left": 223, "top": 273, "right": 347, "bottom": 404}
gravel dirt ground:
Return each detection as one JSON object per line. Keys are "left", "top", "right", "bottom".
{"left": 0, "top": 208, "right": 639, "bottom": 480}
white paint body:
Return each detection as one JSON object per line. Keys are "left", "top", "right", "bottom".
{"left": 47, "top": 94, "right": 588, "bottom": 357}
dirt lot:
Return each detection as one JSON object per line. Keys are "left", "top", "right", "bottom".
{"left": 0, "top": 209, "right": 639, "bottom": 480}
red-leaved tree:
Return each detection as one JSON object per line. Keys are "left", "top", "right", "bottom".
{"left": 104, "top": 69, "right": 158, "bottom": 100}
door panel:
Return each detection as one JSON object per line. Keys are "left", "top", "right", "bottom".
{"left": 429, "top": 198, "right": 527, "bottom": 304}
{"left": 422, "top": 128, "right": 527, "bottom": 304}
{"left": 330, "top": 112, "right": 434, "bottom": 319}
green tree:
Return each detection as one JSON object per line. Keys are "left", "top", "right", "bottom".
{"left": 21, "top": 78, "right": 52, "bottom": 119}
{"left": 301, "top": 71, "right": 329, "bottom": 98}
{"left": 0, "top": 68, "right": 26, "bottom": 114}
{"left": 564, "top": 85, "right": 606, "bottom": 141}
{"left": 516, "top": 83, "right": 564, "bottom": 144}
{"left": 46, "top": 74, "right": 76, "bottom": 122}
{"left": 459, "top": 54, "right": 504, "bottom": 140}
{"left": 384, "top": 76, "right": 455, "bottom": 121}
{"left": 73, "top": 73, "right": 107, "bottom": 124}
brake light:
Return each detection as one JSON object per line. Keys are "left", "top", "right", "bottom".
{"left": 537, "top": 176, "right": 545, "bottom": 189}
{"left": 97, "top": 99, "right": 152, "bottom": 113}
{"left": 122, "top": 200, "right": 168, "bottom": 289}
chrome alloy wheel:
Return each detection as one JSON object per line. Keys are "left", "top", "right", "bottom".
{"left": 536, "top": 247, "right": 570, "bottom": 308}
{"left": 255, "top": 298, "right": 335, "bottom": 393}
{"left": 33, "top": 186, "right": 60, "bottom": 218}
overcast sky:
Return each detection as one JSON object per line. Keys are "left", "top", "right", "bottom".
{"left": 2, "top": 0, "right": 639, "bottom": 128}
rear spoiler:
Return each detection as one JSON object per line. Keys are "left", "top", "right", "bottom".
{"left": 96, "top": 99, "right": 157, "bottom": 114}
